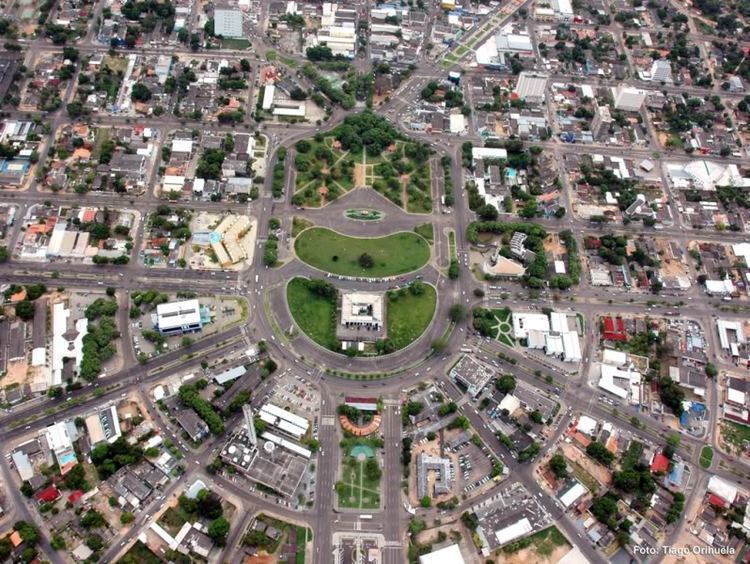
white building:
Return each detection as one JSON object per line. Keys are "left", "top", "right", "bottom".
{"left": 642, "top": 59, "right": 673, "bottom": 84}
{"left": 597, "top": 353, "right": 642, "bottom": 404}
{"left": 419, "top": 545, "right": 466, "bottom": 564}
{"left": 476, "top": 26, "right": 534, "bottom": 69}
{"left": 214, "top": 9, "right": 244, "bottom": 38}
{"left": 154, "top": 299, "right": 204, "bottom": 335}
{"left": 513, "top": 72, "right": 548, "bottom": 104}
{"left": 340, "top": 292, "right": 384, "bottom": 330}
{"left": 612, "top": 84, "right": 647, "bottom": 112}
{"left": 550, "top": 0, "right": 574, "bottom": 20}
{"left": 666, "top": 160, "right": 750, "bottom": 191}
{"left": 51, "top": 301, "right": 88, "bottom": 387}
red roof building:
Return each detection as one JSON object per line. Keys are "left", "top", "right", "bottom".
{"left": 67, "top": 490, "right": 84, "bottom": 504}
{"left": 709, "top": 494, "right": 729, "bottom": 508}
{"left": 650, "top": 453, "right": 670, "bottom": 474}
{"left": 603, "top": 316, "right": 627, "bottom": 342}
{"left": 35, "top": 486, "right": 61, "bottom": 503}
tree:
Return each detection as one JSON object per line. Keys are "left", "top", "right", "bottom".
{"left": 420, "top": 496, "right": 432, "bottom": 508}
{"left": 449, "top": 303, "right": 467, "bottom": 322}
{"left": 705, "top": 363, "right": 718, "bottom": 377}
{"left": 530, "top": 410, "right": 544, "bottom": 424}
{"left": 477, "top": 203, "right": 499, "bottom": 221}
{"left": 496, "top": 374, "right": 516, "bottom": 394}
{"left": 50, "top": 535, "right": 66, "bottom": 550}
{"left": 0, "top": 246, "right": 8, "bottom": 262}
{"left": 130, "top": 83, "right": 152, "bottom": 102}
{"left": 586, "top": 441, "right": 615, "bottom": 466}
{"left": 448, "top": 259, "right": 460, "bottom": 279}
{"left": 207, "top": 517, "right": 230, "bottom": 545}
{"left": 120, "top": 512, "right": 135, "bottom": 524}
{"left": 358, "top": 253, "right": 374, "bottom": 269}
{"left": 15, "top": 300, "right": 34, "bottom": 320}
{"left": 549, "top": 454, "right": 568, "bottom": 478}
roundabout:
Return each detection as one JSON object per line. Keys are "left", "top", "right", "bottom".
{"left": 294, "top": 227, "right": 430, "bottom": 278}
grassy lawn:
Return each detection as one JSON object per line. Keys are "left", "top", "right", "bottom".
{"left": 222, "top": 38, "right": 250, "bottom": 49}
{"left": 295, "top": 227, "right": 430, "bottom": 277}
{"left": 700, "top": 446, "right": 714, "bottom": 469}
{"left": 523, "top": 526, "right": 570, "bottom": 556}
{"left": 295, "top": 526, "right": 309, "bottom": 564}
{"left": 287, "top": 278, "right": 338, "bottom": 350}
{"left": 265, "top": 50, "right": 277, "bottom": 60}
{"left": 292, "top": 217, "right": 313, "bottom": 238}
{"left": 568, "top": 459, "right": 599, "bottom": 494}
{"left": 448, "top": 230, "right": 457, "bottom": 260}
{"left": 386, "top": 284, "right": 437, "bottom": 350}
{"left": 414, "top": 222, "right": 433, "bottom": 244}
{"left": 158, "top": 505, "right": 192, "bottom": 536}
{"left": 121, "top": 541, "right": 162, "bottom": 564}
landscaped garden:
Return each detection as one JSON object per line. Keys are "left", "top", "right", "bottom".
{"left": 472, "top": 307, "right": 514, "bottom": 346}
{"left": 346, "top": 209, "right": 384, "bottom": 221}
{"left": 335, "top": 436, "right": 384, "bottom": 509}
{"left": 294, "top": 227, "right": 430, "bottom": 277}
{"left": 290, "top": 111, "right": 433, "bottom": 213}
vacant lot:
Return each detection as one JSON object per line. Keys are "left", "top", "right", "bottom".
{"left": 295, "top": 227, "right": 430, "bottom": 277}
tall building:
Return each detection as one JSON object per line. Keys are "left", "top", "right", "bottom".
{"left": 214, "top": 9, "right": 243, "bottom": 38}
{"left": 612, "top": 84, "right": 646, "bottom": 112}
{"left": 591, "top": 104, "right": 613, "bottom": 138}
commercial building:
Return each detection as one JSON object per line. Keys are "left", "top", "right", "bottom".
{"left": 419, "top": 545, "right": 466, "bottom": 564}
{"left": 597, "top": 352, "right": 642, "bottom": 404}
{"left": 449, "top": 355, "right": 494, "bottom": 398}
{"left": 213, "top": 9, "right": 244, "bottom": 38}
{"left": 513, "top": 73, "right": 548, "bottom": 104}
{"left": 476, "top": 27, "right": 534, "bottom": 69}
{"left": 642, "top": 59, "right": 673, "bottom": 84}
{"left": 612, "top": 84, "right": 647, "bottom": 112}
{"left": 84, "top": 405, "right": 122, "bottom": 445}
{"left": 558, "top": 480, "right": 586, "bottom": 508}
{"left": 417, "top": 452, "right": 452, "bottom": 498}
{"left": 258, "top": 402, "right": 310, "bottom": 441}
{"left": 716, "top": 319, "right": 746, "bottom": 352}
{"left": 666, "top": 160, "right": 750, "bottom": 191}
{"left": 154, "top": 299, "right": 205, "bottom": 335}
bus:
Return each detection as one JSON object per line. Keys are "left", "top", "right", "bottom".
{"left": 359, "top": 515, "right": 373, "bottom": 520}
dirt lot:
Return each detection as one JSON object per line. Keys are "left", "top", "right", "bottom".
{"left": 498, "top": 545, "right": 571, "bottom": 564}
{"left": 354, "top": 163, "right": 366, "bottom": 187}
{"left": 561, "top": 443, "right": 612, "bottom": 486}
{"left": 543, "top": 233, "right": 565, "bottom": 257}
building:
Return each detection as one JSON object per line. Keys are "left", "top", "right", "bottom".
{"left": 213, "top": 9, "right": 244, "bottom": 38}
{"left": 476, "top": 27, "right": 534, "bottom": 69}
{"left": 512, "top": 312, "right": 550, "bottom": 339}
{"left": 344, "top": 397, "right": 379, "bottom": 412}
{"left": 176, "top": 410, "right": 210, "bottom": 442}
{"left": 513, "top": 73, "right": 548, "bottom": 104}
{"left": 597, "top": 353, "right": 642, "bottom": 404}
{"left": 50, "top": 301, "right": 88, "bottom": 388}
{"left": 258, "top": 403, "right": 310, "bottom": 441}
{"left": 612, "top": 84, "right": 647, "bottom": 112}
{"left": 419, "top": 544, "right": 466, "bottom": 564}
{"left": 337, "top": 291, "right": 386, "bottom": 343}
{"left": 550, "top": 0, "right": 574, "bottom": 19}
{"left": 666, "top": 160, "right": 750, "bottom": 191}
{"left": 84, "top": 405, "right": 122, "bottom": 445}
{"left": 450, "top": 355, "right": 494, "bottom": 398}
{"left": 154, "top": 299, "right": 204, "bottom": 335}
{"left": 591, "top": 104, "right": 613, "bottom": 138}
{"left": 558, "top": 480, "right": 586, "bottom": 508}
{"left": 417, "top": 452, "right": 452, "bottom": 498}
{"left": 45, "top": 420, "right": 78, "bottom": 475}
{"left": 716, "top": 319, "right": 746, "bottom": 352}
{"left": 210, "top": 214, "right": 253, "bottom": 267}
{"left": 643, "top": 59, "right": 673, "bottom": 84}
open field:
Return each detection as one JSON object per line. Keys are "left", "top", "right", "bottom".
{"left": 287, "top": 277, "right": 337, "bottom": 350}
{"left": 386, "top": 284, "right": 437, "bottom": 350}
{"left": 295, "top": 227, "right": 430, "bottom": 277}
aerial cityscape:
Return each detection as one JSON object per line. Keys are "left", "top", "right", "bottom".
{"left": 0, "top": 0, "right": 748, "bottom": 563}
